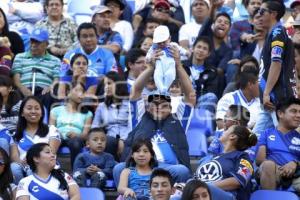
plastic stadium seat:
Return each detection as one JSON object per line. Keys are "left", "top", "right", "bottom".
{"left": 58, "top": 146, "right": 71, "bottom": 154}
{"left": 250, "top": 190, "right": 299, "bottom": 200}
{"left": 80, "top": 187, "right": 105, "bottom": 200}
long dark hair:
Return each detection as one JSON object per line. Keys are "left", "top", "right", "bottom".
{"left": 66, "top": 81, "right": 88, "bottom": 114}
{"left": 126, "top": 139, "right": 157, "bottom": 168}
{"left": 0, "top": 8, "right": 9, "bottom": 36}
{"left": 14, "top": 96, "right": 49, "bottom": 142}
{"left": 26, "top": 143, "right": 69, "bottom": 191}
{"left": 0, "top": 75, "right": 22, "bottom": 114}
{"left": 0, "top": 147, "right": 14, "bottom": 200}
{"left": 231, "top": 125, "right": 257, "bottom": 151}
{"left": 181, "top": 179, "right": 211, "bottom": 200}
{"left": 104, "top": 71, "right": 129, "bottom": 107}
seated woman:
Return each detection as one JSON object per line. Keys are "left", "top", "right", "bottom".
{"left": 50, "top": 82, "right": 93, "bottom": 167}
{"left": 16, "top": 143, "right": 80, "bottom": 200}
{"left": 0, "top": 75, "right": 22, "bottom": 134}
{"left": 181, "top": 179, "right": 211, "bottom": 200}
{"left": 10, "top": 96, "right": 61, "bottom": 184}
{"left": 0, "top": 147, "right": 16, "bottom": 200}
{"left": 58, "top": 53, "right": 98, "bottom": 99}
{"left": 92, "top": 71, "right": 130, "bottom": 160}
{"left": 195, "top": 125, "right": 257, "bottom": 200}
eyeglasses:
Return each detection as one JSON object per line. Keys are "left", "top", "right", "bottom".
{"left": 0, "top": 159, "right": 5, "bottom": 166}
{"left": 155, "top": 7, "right": 170, "bottom": 14}
{"left": 258, "top": 8, "right": 270, "bottom": 16}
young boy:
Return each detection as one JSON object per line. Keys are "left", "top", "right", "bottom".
{"left": 146, "top": 25, "right": 189, "bottom": 95}
{"left": 73, "top": 128, "right": 116, "bottom": 188}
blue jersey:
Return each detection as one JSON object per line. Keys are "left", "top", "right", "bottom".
{"left": 62, "top": 47, "right": 117, "bottom": 77}
{"left": 257, "top": 128, "right": 300, "bottom": 166}
{"left": 196, "top": 151, "right": 253, "bottom": 200}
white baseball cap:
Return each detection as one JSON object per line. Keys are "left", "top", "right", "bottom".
{"left": 192, "top": 0, "right": 210, "bottom": 8}
{"left": 153, "top": 25, "right": 170, "bottom": 43}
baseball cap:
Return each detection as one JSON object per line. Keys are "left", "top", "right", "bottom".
{"left": 104, "top": 0, "right": 125, "bottom": 10}
{"left": 154, "top": 0, "right": 171, "bottom": 10}
{"left": 148, "top": 94, "right": 171, "bottom": 103}
{"left": 92, "top": 5, "right": 112, "bottom": 18}
{"left": 30, "top": 28, "right": 49, "bottom": 42}
{"left": 153, "top": 25, "right": 170, "bottom": 43}
{"left": 192, "top": 0, "right": 210, "bottom": 8}
{"left": 291, "top": 0, "right": 300, "bottom": 9}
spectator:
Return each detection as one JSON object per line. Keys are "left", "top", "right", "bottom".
{"left": 150, "top": 168, "right": 175, "bottom": 200}
{"left": 73, "top": 128, "right": 116, "bottom": 189}
{"left": 104, "top": 0, "right": 134, "bottom": 52}
{"left": 125, "top": 48, "right": 147, "bottom": 91}
{"left": 287, "top": 0, "right": 300, "bottom": 37}
{"left": 35, "top": 0, "right": 77, "bottom": 59}
{"left": 136, "top": 36, "right": 153, "bottom": 52}
{"left": 91, "top": 5, "right": 123, "bottom": 55}
{"left": 133, "top": 17, "right": 159, "bottom": 48}
{"left": 223, "top": 55, "right": 260, "bottom": 95}
{"left": 49, "top": 82, "right": 93, "bottom": 167}
{"left": 0, "top": 8, "right": 24, "bottom": 55}
{"left": 57, "top": 53, "right": 98, "bottom": 99}
{"left": 118, "top": 139, "right": 157, "bottom": 200}
{"left": 63, "top": 23, "right": 117, "bottom": 77}
{"left": 0, "top": 118, "right": 13, "bottom": 156}
{"left": 132, "top": 0, "right": 184, "bottom": 42}
{"left": 183, "top": 36, "right": 219, "bottom": 112}
{"left": 92, "top": 71, "right": 130, "bottom": 159}
{"left": 256, "top": 98, "right": 300, "bottom": 192}
{"left": 113, "top": 45, "right": 196, "bottom": 185}
{"left": 208, "top": 105, "right": 251, "bottom": 158}
{"left": 11, "top": 28, "right": 60, "bottom": 99}
{"left": 216, "top": 71, "right": 261, "bottom": 129}
{"left": 0, "top": 147, "right": 16, "bottom": 200}
{"left": 253, "top": 0, "right": 297, "bottom": 135}
{"left": 0, "top": 37, "right": 13, "bottom": 76}
{"left": 10, "top": 96, "right": 61, "bottom": 184}
{"left": 16, "top": 143, "right": 80, "bottom": 199}
{"left": 0, "top": 75, "right": 22, "bottom": 135}
{"left": 294, "top": 43, "right": 300, "bottom": 80}
{"left": 292, "top": 14, "right": 300, "bottom": 44}
{"left": 195, "top": 125, "right": 257, "bottom": 200}
{"left": 181, "top": 179, "right": 211, "bottom": 200}
{"left": 229, "top": 0, "right": 262, "bottom": 55}
{"left": 197, "top": 0, "right": 233, "bottom": 87}
{"left": 179, "top": 0, "right": 210, "bottom": 50}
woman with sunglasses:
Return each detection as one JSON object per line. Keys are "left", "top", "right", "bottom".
{"left": 0, "top": 147, "right": 16, "bottom": 200}
{"left": 196, "top": 125, "right": 257, "bottom": 200}
{"left": 16, "top": 143, "right": 80, "bottom": 200}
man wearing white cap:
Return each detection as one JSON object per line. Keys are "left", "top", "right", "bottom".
{"left": 179, "top": 0, "right": 210, "bottom": 50}
{"left": 146, "top": 25, "right": 189, "bottom": 94}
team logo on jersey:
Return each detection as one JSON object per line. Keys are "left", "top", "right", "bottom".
{"left": 291, "top": 137, "right": 300, "bottom": 145}
{"left": 271, "top": 40, "right": 284, "bottom": 48}
{"left": 32, "top": 185, "right": 39, "bottom": 192}
{"left": 240, "top": 159, "right": 253, "bottom": 174}
{"left": 196, "top": 160, "right": 222, "bottom": 182}
{"left": 272, "top": 28, "right": 281, "bottom": 38}
{"left": 271, "top": 46, "right": 282, "bottom": 58}
{"left": 269, "top": 135, "right": 276, "bottom": 141}
{"left": 237, "top": 166, "right": 252, "bottom": 180}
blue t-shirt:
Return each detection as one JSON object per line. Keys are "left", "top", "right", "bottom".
{"left": 196, "top": 151, "right": 253, "bottom": 199}
{"left": 62, "top": 47, "right": 117, "bottom": 77}
{"left": 128, "top": 168, "right": 151, "bottom": 199}
{"left": 257, "top": 128, "right": 300, "bottom": 166}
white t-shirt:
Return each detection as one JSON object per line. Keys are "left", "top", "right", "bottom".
{"left": 179, "top": 22, "right": 202, "bottom": 49}
{"left": 15, "top": 125, "right": 60, "bottom": 160}
{"left": 112, "top": 20, "right": 134, "bottom": 51}
{"left": 216, "top": 90, "right": 261, "bottom": 128}
{"left": 16, "top": 173, "right": 76, "bottom": 200}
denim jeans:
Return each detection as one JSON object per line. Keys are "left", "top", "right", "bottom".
{"left": 252, "top": 108, "right": 278, "bottom": 136}
{"left": 196, "top": 93, "right": 218, "bottom": 114}
{"left": 11, "top": 162, "right": 32, "bottom": 184}
{"left": 208, "top": 183, "right": 236, "bottom": 200}
{"left": 0, "top": 138, "right": 10, "bottom": 155}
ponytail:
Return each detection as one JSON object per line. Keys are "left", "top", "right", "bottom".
{"left": 232, "top": 126, "right": 257, "bottom": 151}
{"left": 51, "top": 169, "right": 69, "bottom": 191}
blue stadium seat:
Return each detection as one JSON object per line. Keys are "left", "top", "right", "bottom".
{"left": 79, "top": 187, "right": 105, "bottom": 200}
{"left": 250, "top": 190, "right": 299, "bottom": 200}
{"left": 67, "top": 0, "right": 98, "bottom": 25}
{"left": 58, "top": 146, "right": 71, "bottom": 154}
{"left": 186, "top": 108, "right": 213, "bottom": 157}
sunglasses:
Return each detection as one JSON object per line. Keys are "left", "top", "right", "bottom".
{"left": 0, "top": 159, "right": 5, "bottom": 166}
{"left": 258, "top": 8, "right": 270, "bottom": 16}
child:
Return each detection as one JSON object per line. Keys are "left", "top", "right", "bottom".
{"left": 117, "top": 139, "right": 158, "bottom": 200}
{"left": 146, "top": 25, "right": 189, "bottom": 95}
{"left": 73, "top": 128, "right": 116, "bottom": 189}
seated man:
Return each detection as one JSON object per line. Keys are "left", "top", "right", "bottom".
{"left": 63, "top": 22, "right": 117, "bottom": 77}
{"left": 11, "top": 28, "right": 60, "bottom": 97}
{"left": 113, "top": 44, "right": 196, "bottom": 185}
{"left": 150, "top": 168, "right": 176, "bottom": 200}
{"left": 256, "top": 98, "right": 300, "bottom": 193}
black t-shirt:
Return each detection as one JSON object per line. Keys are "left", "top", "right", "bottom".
{"left": 260, "top": 22, "right": 297, "bottom": 104}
